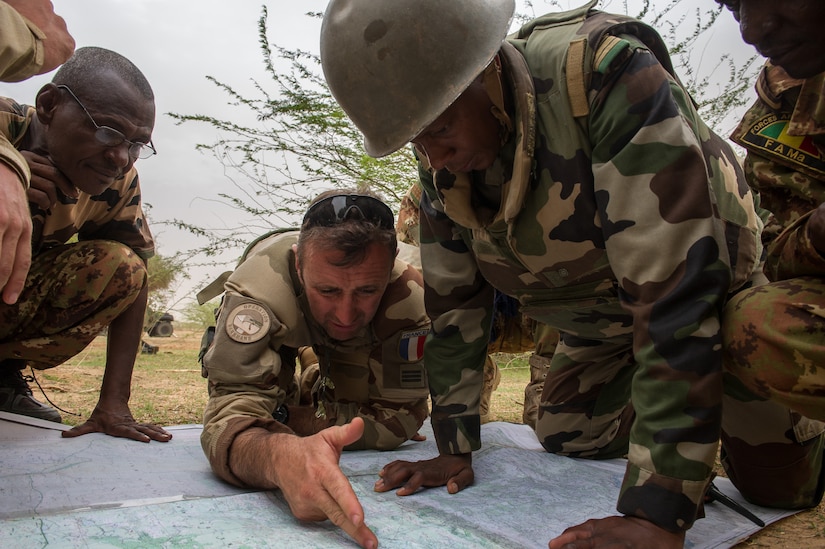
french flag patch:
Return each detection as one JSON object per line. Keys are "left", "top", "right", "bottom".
{"left": 399, "top": 329, "right": 428, "bottom": 361}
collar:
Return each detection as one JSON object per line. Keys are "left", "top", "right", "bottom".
{"left": 758, "top": 62, "right": 825, "bottom": 137}
{"left": 431, "top": 42, "right": 537, "bottom": 230}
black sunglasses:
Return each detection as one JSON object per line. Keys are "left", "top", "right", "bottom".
{"left": 302, "top": 194, "right": 395, "bottom": 230}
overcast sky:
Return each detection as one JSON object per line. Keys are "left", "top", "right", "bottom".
{"left": 0, "top": 0, "right": 757, "bottom": 313}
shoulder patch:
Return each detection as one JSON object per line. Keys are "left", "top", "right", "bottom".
{"left": 593, "top": 35, "right": 628, "bottom": 74}
{"left": 225, "top": 302, "right": 271, "bottom": 343}
{"left": 398, "top": 328, "right": 428, "bottom": 362}
{"left": 734, "top": 111, "right": 825, "bottom": 180}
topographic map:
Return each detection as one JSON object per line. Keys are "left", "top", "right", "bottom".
{"left": 0, "top": 416, "right": 794, "bottom": 548}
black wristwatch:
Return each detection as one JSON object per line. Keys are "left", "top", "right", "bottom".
{"left": 273, "top": 404, "right": 289, "bottom": 424}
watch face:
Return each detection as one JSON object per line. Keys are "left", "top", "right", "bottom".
{"left": 273, "top": 404, "right": 289, "bottom": 424}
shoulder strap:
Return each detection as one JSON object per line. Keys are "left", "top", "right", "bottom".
{"left": 195, "top": 227, "right": 298, "bottom": 305}
{"left": 564, "top": 11, "right": 687, "bottom": 118}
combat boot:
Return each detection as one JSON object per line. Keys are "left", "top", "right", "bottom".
{"left": 0, "top": 360, "right": 62, "bottom": 423}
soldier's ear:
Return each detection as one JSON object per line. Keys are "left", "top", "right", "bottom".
{"left": 292, "top": 244, "right": 304, "bottom": 284}
{"left": 35, "top": 83, "right": 62, "bottom": 125}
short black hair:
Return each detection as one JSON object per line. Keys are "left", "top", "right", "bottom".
{"left": 53, "top": 46, "right": 153, "bottom": 102}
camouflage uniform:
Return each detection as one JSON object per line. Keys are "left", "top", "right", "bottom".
{"left": 200, "top": 230, "right": 430, "bottom": 486}
{"left": 0, "top": 2, "right": 45, "bottom": 191}
{"left": 0, "top": 99, "right": 152, "bottom": 368}
{"left": 417, "top": 3, "right": 770, "bottom": 533}
{"left": 721, "top": 64, "right": 825, "bottom": 507}
{"left": 0, "top": 2, "right": 48, "bottom": 82}
{"left": 397, "top": 182, "right": 536, "bottom": 424}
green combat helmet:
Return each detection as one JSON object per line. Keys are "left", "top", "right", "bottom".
{"left": 320, "top": 0, "right": 515, "bottom": 158}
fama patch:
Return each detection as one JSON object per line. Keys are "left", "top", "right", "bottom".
{"left": 736, "top": 111, "right": 825, "bottom": 180}
{"left": 225, "top": 302, "right": 271, "bottom": 343}
{"left": 398, "top": 328, "right": 427, "bottom": 362}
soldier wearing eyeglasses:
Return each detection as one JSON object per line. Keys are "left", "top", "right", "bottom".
{"left": 0, "top": 46, "right": 171, "bottom": 445}
{"left": 198, "top": 190, "right": 429, "bottom": 547}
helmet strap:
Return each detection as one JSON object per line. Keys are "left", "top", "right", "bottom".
{"left": 482, "top": 54, "right": 513, "bottom": 146}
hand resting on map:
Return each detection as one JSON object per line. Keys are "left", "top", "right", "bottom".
{"left": 375, "top": 453, "right": 686, "bottom": 548}
{"left": 374, "top": 453, "right": 474, "bottom": 495}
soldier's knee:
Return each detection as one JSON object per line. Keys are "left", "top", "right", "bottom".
{"left": 73, "top": 240, "right": 146, "bottom": 288}
{"left": 534, "top": 404, "right": 632, "bottom": 460}
{"left": 722, "top": 431, "right": 825, "bottom": 509}
{"left": 101, "top": 241, "right": 147, "bottom": 283}
{"left": 48, "top": 241, "right": 146, "bottom": 308}
{"left": 722, "top": 285, "right": 765, "bottom": 367}
{"left": 723, "top": 280, "right": 825, "bottom": 417}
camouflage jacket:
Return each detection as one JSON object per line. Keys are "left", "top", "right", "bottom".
{"left": 731, "top": 64, "right": 825, "bottom": 280}
{"left": 0, "top": 99, "right": 154, "bottom": 259}
{"left": 417, "top": 2, "right": 763, "bottom": 532}
{"left": 200, "top": 230, "right": 430, "bottom": 485}
{"left": 0, "top": 2, "right": 46, "bottom": 181}
{"left": 0, "top": 2, "right": 47, "bottom": 83}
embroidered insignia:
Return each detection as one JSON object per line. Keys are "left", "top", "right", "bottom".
{"left": 225, "top": 302, "right": 271, "bottom": 343}
{"left": 737, "top": 111, "right": 825, "bottom": 179}
{"left": 399, "top": 328, "right": 428, "bottom": 361}
{"left": 399, "top": 364, "right": 426, "bottom": 388}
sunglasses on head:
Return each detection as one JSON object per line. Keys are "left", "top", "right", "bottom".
{"left": 302, "top": 194, "right": 395, "bottom": 230}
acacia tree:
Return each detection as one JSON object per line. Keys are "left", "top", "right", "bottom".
{"left": 166, "top": 1, "right": 757, "bottom": 264}
{"left": 166, "top": 7, "right": 417, "bottom": 262}
{"left": 622, "top": 0, "right": 758, "bottom": 130}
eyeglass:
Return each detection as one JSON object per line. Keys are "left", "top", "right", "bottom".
{"left": 57, "top": 85, "right": 157, "bottom": 160}
{"left": 302, "top": 194, "right": 395, "bottom": 231}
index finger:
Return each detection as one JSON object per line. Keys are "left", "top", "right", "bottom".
{"left": 374, "top": 460, "right": 416, "bottom": 492}
{"left": 319, "top": 480, "right": 377, "bottom": 549}
{"left": 326, "top": 504, "right": 377, "bottom": 549}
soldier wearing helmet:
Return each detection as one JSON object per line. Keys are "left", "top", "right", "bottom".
{"left": 322, "top": 0, "right": 820, "bottom": 548}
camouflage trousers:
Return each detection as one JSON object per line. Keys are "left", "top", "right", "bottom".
{"left": 720, "top": 275, "right": 825, "bottom": 509}
{"left": 532, "top": 325, "right": 825, "bottom": 513}
{"left": 722, "top": 276, "right": 825, "bottom": 421}
{"left": 0, "top": 241, "right": 147, "bottom": 369}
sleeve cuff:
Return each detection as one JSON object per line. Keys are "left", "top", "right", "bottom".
{"left": 617, "top": 462, "right": 708, "bottom": 533}
{"left": 203, "top": 415, "right": 292, "bottom": 487}
{"left": 0, "top": 144, "right": 31, "bottom": 188}
{"left": 432, "top": 415, "right": 481, "bottom": 455}
{"left": 0, "top": 5, "right": 45, "bottom": 82}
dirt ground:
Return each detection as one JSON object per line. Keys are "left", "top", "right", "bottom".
{"left": 45, "top": 329, "right": 825, "bottom": 547}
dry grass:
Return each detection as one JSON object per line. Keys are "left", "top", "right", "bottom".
{"left": 27, "top": 329, "right": 825, "bottom": 547}
{"left": 35, "top": 328, "right": 208, "bottom": 426}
